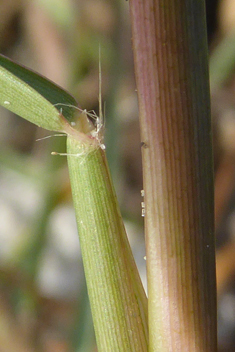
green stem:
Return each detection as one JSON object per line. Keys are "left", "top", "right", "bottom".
{"left": 66, "top": 135, "right": 148, "bottom": 351}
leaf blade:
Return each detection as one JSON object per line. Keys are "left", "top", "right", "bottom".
{"left": 0, "top": 54, "right": 77, "bottom": 131}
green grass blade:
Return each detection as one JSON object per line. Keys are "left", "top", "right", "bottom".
{"left": 0, "top": 54, "right": 77, "bottom": 131}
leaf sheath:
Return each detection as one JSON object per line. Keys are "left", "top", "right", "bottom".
{"left": 67, "top": 136, "right": 148, "bottom": 352}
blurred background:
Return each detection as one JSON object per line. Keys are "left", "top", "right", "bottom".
{"left": 0, "top": 0, "right": 234, "bottom": 351}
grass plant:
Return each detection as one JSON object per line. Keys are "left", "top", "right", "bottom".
{"left": 0, "top": 0, "right": 217, "bottom": 350}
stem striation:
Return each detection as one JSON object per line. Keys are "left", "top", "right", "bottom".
{"left": 129, "top": 0, "right": 217, "bottom": 351}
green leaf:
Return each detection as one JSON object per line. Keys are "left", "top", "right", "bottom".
{"left": 0, "top": 54, "right": 77, "bottom": 131}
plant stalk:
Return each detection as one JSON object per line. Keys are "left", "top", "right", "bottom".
{"left": 66, "top": 135, "right": 148, "bottom": 351}
{"left": 129, "top": 0, "right": 217, "bottom": 351}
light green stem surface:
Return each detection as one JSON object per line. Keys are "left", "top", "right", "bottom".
{"left": 66, "top": 136, "right": 148, "bottom": 352}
